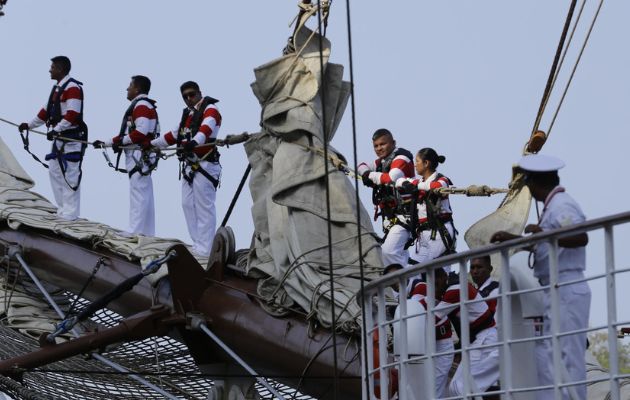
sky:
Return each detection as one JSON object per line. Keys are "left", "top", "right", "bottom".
{"left": 0, "top": 0, "right": 629, "bottom": 330}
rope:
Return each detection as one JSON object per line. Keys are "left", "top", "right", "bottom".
{"left": 343, "top": 0, "right": 372, "bottom": 396}
{"left": 220, "top": 164, "right": 251, "bottom": 228}
{"left": 0, "top": 117, "right": 92, "bottom": 145}
{"left": 533, "top": 0, "right": 587, "bottom": 141}
{"left": 25, "top": 369, "right": 360, "bottom": 379}
{"left": 66, "top": 257, "right": 106, "bottom": 316}
{"left": 434, "top": 185, "right": 508, "bottom": 196}
{"left": 315, "top": 4, "right": 340, "bottom": 400}
{"left": 547, "top": 0, "right": 604, "bottom": 137}
{"left": 46, "top": 251, "right": 176, "bottom": 343}
{"left": 0, "top": 117, "right": 250, "bottom": 153}
{"left": 531, "top": 0, "right": 577, "bottom": 136}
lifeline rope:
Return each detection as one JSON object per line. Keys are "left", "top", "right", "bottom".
{"left": 0, "top": 117, "right": 250, "bottom": 153}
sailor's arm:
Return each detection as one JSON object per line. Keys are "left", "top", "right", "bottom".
{"left": 192, "top": 105, "right": 221, "bottom": 145}
{"left": 18, "top": 105, "right": 47, "bottom": 132}
{"left": 367, "top": 155, "right": 412, "bottom": 185}
{"left": 150, "top": 126, "right": 179, "bottom": 149}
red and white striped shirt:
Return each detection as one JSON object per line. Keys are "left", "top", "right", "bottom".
{"left": 108, "top": 95, "right": 158, "bottom": 146}
{"left": 153, "top": 100, "right": 221, "bottom": 157}
{"left": 410, "top": 282, "right": 453, "bottom": 340}
{"left": 28, "top": 75, "right": 84, "bottom": 153}
{"left": 367, "top": 147, "right": 415, "bottom": 185}
{"left": 397, "top": 171, "right": 453, "bottom": 222}
{"left": 434, "top": 282, "right": 495, "bottom": 330}
{"left": 29, "top": 75, "right": 83, "bottom": 133}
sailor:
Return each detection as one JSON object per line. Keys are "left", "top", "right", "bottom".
{"left": 150, "top": 81, "right": 222, "bottom": 257}
{"left": 395, "top": 148, "right": 457, "bottom": 267}
{"left": 470, "top": 255, "right": 499, "bottom": 315}
{"left": 92, "top": 76, "right": 159, "bottom": 236}
{"left": 357, "top": 129, "right": 415, "bottom": 267}
{"left": 380, "top": 264, "right": 454, "bottom": 397}
{"left": 408, "top": 279, "right": 454, "bottom": 397}
{"left": 491, "top": 154, "right": 590, "bottom": 400}
{"left": 17, "top": 56, "right": 87, "bottom": 220}
{"left": 433, "top": 267, "right": 500, "bottom": 397}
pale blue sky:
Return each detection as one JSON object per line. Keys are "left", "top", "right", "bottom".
{"left": 0, "top": 1, "right": 628, "bottom": 328}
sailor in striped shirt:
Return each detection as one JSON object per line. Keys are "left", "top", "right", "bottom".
{"left": 150, "top": 81, "right": 222, "bottom": 257}
{"left": 357, "top": 129, "right": 415, "bottom": 268}
{"left": 18, "top": 56, "right": 86, "bottom": 220}
{"left": 433, "top": 267, "right": 500, "bottom": 397}
{"left": 395, "top": 148, "right": 456, "bottom": 268}
{"left": 93, "top": 76, "right": 159, "bottom": 236}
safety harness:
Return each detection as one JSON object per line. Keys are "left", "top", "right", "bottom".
{"left": 405, "top": 173, "right": 458, "bottom": 253}
{"left": 478, "top": 281, "right": 499, "bottom": 299}
{"left": 372, "top": 148, "right": 413, "bottom": 228}
{"left": 21, "top": 79, "right": 88, "bottom": 191}
{"left": 108, "top": 96, "right": 160, "bottom": 178}
{"left": 446, "top": 280, "right": 496, "bottom": 346}
{"left": 177, "top": 96, "right": 221, "bottom": 188}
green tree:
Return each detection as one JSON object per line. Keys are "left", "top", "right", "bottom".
{"left": 588, "top": 331, "right": 630, "bottom": 373}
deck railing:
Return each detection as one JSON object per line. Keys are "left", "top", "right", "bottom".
{"left": 361, "top": 210, "right": 630, "bottom": 400}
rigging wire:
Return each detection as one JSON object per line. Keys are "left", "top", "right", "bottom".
{"left": 315, "top": 1, "right": 339, "bottom": 399}
{"left": 546, "top": 0, "right": 604, "bottom": 137}
{"left": 343, "top": 0, "right": 372, "bottom": 397}
{"left": 220, "top": 164, "right": 251, "bottom": 228}
{"left": 536, "top": 0, "right": 588, "bottom": 131}
{"left": 531, "top": 0, "right": 578, "bottom": 136}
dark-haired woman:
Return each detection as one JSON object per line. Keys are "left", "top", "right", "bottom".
{"left": 396, "top": 148, "right": 456, "bottom": 266}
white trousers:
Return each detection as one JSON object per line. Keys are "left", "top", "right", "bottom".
{"left": 434, "top": 338, "right": 454, "bottom": 398}
{"left": 448, "top": 327, "right": 500, "bottom": 397}
{"left": 48, "top": 156, "right": 81, "bottom": 220}
{"left": 126, "top": 150, "right": 155, "bottom": 236}
{"left": 182, "top": 161, "right": 221, "bottom": 257}
{"left": 537, "top": 280, "right": 591, "bottom": 400}
{"left": 409, "top": 222, "right": 454, "bottom": 264}
{"left": 381, "top": 223, "right": 410, "bottom": 267}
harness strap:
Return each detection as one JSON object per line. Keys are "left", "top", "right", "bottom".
{"left": 47, "top": 78, "right": 87, "bottom": 191}
{"left": 19, "top": 130, "right": 49, "bottom": 169}
{"left": 181, "top": 162, "right": 219, "bottom": 188}
{"left": 448, "top": 308, "right": 495, "bottom": 345}
{"left": 479, "top": 281, "right": 500, "bottom": 298}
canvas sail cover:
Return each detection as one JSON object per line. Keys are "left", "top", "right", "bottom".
{"left": 245, "top": 26, "right": 384, "bottom": 332}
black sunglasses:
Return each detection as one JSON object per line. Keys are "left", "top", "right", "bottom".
{"left": 182, "top": 91, "right": 198, "bottom": 100}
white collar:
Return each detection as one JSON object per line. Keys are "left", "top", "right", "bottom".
{"left": 130, "top": 93, "right": 148, "bottom": 102}
{"left": 56, "top": 75, "right": 71, "bottom": 87}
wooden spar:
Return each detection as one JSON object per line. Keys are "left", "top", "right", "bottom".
{"left": 0, "top": 306, "right": 175, "bottom": 378}
{"left": 0, "top": 224, "right": 361, "bottom": 399}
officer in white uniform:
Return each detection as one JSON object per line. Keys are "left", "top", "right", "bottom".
{"left": 491, "top": 154, "right": 590, "bottom": 400}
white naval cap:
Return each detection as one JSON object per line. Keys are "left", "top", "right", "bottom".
{"left": 517, "top": 154, "right": 565, "bottom": 172}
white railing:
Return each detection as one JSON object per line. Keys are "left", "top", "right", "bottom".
{"left": 361, "top": 210, "right": 630, "bottom": 400}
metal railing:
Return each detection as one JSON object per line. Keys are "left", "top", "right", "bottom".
{"left": 361, "top": 210, "right": 630, "bottom": 400}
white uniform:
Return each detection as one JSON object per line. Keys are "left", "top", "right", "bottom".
{"left": 410, "top": 282, "right": 454, "bottom": 397}
{"left": 106, "top": 94, "right": 158, "bottom": 236}
{"left": 477, "top": 277, "right": 499, "bottom": 324}
{"left": 358, "top": 148, "right": 415, "bottom": 267}
{"left": 28, "top": 75, "right": 84, "bottom": 220}
{"left": 151, "top": 97, "right": 222, "bottom": 256}
{"left": 533, "top": 186, "right": 590, "bottom": 400}
{"left": 434, "top": 282, "right": 500, "bottom": 397}
{"left": 396, "top": 172, "right": 456, "bottom": 271}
